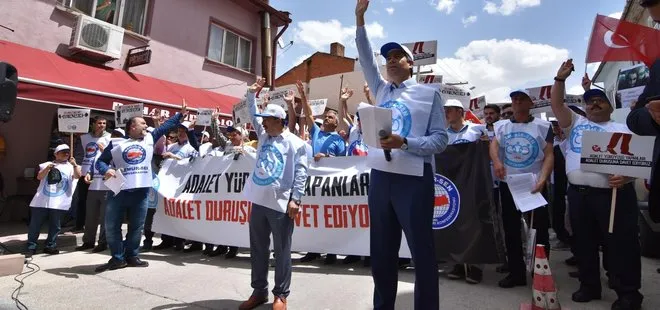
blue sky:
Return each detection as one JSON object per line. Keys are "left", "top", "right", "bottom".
{"left": 271, "top": 0, "right": 624, "bottom": 101}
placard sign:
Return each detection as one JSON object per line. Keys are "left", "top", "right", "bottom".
{"left": 580, "top": 131, "right": 655, "bottom": 179}
{"left": 267, "top": 89, "right": 292, "bottom": 111}
{"left": 115, "top": 103, "right": 144, "bottom": 127}
{"left": 300, "top": 99, "right": 328, "bottom": 117}
{"left": 233, "top": 100, "right": 251, "bottom": 126}
{"left": 401, "top": 40, "right": 438, "bottom": 66}
{"left": 196, "top": 108, "right": 214, "bottom": 126}
{"left": 58, "top": 108, "right": 91, "bottom": 133}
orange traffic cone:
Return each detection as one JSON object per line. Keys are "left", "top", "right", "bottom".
{"left": 520, "top": 244, "right": 566, "bottom": 310}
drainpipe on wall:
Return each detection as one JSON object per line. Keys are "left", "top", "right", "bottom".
{"left": 261, "top": 11, "right": 273, "bottom": 88}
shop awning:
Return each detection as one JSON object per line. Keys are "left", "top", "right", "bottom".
{"left": 0, "top": 40, "right": 239, "bottom": 117}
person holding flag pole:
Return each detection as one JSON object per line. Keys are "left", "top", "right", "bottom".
{"left": 94, "top": 100, "right": 189, "bottom": 272}
{"left": 355, "top": 0, "right": 448, "bottom": 309}
{"left": 551, "top": 59, "right": 642, "bottom": 310}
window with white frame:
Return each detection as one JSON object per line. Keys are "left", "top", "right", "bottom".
{"left": 207, "top": 23, "right": 253, "bottom": 72}
{"left": 62, "top": 0, "right": 150, "bottom": 35}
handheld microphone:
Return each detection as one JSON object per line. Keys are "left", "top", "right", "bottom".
{"left": 378, "top": 130, "right": 392, "bottom": 162}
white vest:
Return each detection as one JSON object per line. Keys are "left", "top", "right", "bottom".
{"left": 448, "top": 123, "right": 486, "bottom": 144}
{"left": 347, "top": 126, "right": 368, "bottom": 156}
{"left": 88, "top": 156, "right": 110, "bottom": 191}
{"left": 494, "top": 118, "right": 551, "bottom": 176}
{"left": 80, "top": 133, "right": 110, "bottom": 175}
{"left": 30, "top": 162, "right": 78, "bottom": 210}
{"left": 563, "top": 115, "right": 630, "bottom": 187}
{"left": 198, "top": 142, "right": 213, "bottom": 157}
{"left": 110, "top": 135, "right": 154, "bottom": 190}
{"left": 244, "top": 131, "right": 307, "bottom": 213}
{"left": 367, "top": 84, "right": 435, "bottom": 176}
{"left": 167, "top": 141, "right": 196, "bottom": 158}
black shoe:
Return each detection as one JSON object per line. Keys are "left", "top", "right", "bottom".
{"left": 342, "top": 255, "right": 361, "bottom": 264}
{"left": 571, "top": 287, "right": 602, "bottom": 303}
{"left": 183, "top": 243, "right": 203, "bottom": 253}
{"left": 465, "top": 265, "right": 483, "bottom": 284}
{"left": 126, "top": 256, "right": 149, "bottom": 267}
{"left": 611, "top": 293, "right": 643, "bottom": 310}
{"left": 225, "top": 247, "right": 238, "bottom": 259}
{"left": 447, "top": 264, "right": 465, "bottom": 280}
{"left": 92, "top": 244, "right": 107, "bottom": 253}
{"left": 153, "top": 242, "right": 173, "bottom": 250}
{"left": 498, "top": 274, "right": 526, "bottom": 288}
{"left": 43, "top": 247, "right": 60, "bottom": 255}
{"left": 565, "top": 256, "right": 578, "bottom": 266}
{"left": 324, "top": 254, "right": 337, "bottom": 265}
{"left": 95, "top": 258, "right": 128, "bottom": 272}
{"left": 202, "top": 247, "right": 213, "bottom": 256}
{"left": 495, "top": 263, "right": 509, "bottom": 273}
{"left": 568, "top": 271, "right": 580, "bottom": 278}
{"left": 142, "top": 243, "right": 153, "bottom": 251}
{"left": 300, "top": 253, "right": 320, "bottom": 263}
{"left": 173, "top": 242, "right": 185, "bottom": 251}
{"left": 209, "top": 246, "right": 228, "bottom": 257}
{"left": 70, "top": 227, "right": 84, "bottom": 234}
{"left": 398, "top": 258, "right": 412, "bottom": 269}
{"left": 75, "top": 243, "right": 95, "bottom": 251}
{"left": 24, "top": 249, "right": 36, "bottom": 258}
{"left": 363, "top": 257, "right": 371, "bottom": 267}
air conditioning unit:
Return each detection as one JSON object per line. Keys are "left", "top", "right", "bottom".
{"left": 69, "top": 14, "right": 124, "bottom": 60}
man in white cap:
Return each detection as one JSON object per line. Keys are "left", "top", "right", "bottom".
{"left": 444, "top": 99, "right": 486, "bottom": 145}
{"left": 198, "top": 131, "right": 213, "bottom": 157}
{"left": 163, "top": 120, "right": 199, "bottom": 161}
{"left": 490, "top": 87, "right": 554, "bottom": 289}
{"left": 26, "top": 144, "right": 82, "bottom": 257}
{"left": 95, "top": 102, "right": 188, "bottom": 272}
{"left": 552, "top": 59, "right": 642, "bottom": 309}
{"left": 238, "top": 78, "right": 307, "bottom": 310}
{"left": 355, "top": 1, "right": 448, "bottom": 308}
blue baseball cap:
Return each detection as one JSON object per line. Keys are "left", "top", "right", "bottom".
{"left": 509, "top": 89, "right": 531, "bottom": 99}
{"left": 583, "top": 89, "right": 611, "bottom": 106}
{"left": 380, "top": 42, "right": 414, "bottom": 62}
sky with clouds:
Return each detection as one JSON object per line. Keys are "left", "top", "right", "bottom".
{"left": 271, "top": 0, "right": 624, "bottom": 102}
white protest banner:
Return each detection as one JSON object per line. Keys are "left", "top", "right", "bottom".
{"left": 115, "top": 103, "right": 144, "bottom": 127}
{"left": 57, "top": 108, "right": 90, "bottom": 133}
{"left": 152, "top": 155, "right": 418, "bottom": 257}
{"left": 417, "top": 74, "right": 443, "bottom": 84}
{"left": 616, "top": 64, "right": 649, "bottom": 109}
{"left": 402, "top": 40, "right": 438, "bottom": 66}
{"left": 232, "top": 100, "right": 251, "bottom": 126}
{"left": 580, "top": 131, "right": 655, "bottom": 179}
{"left": 527, "top": 85, "right": 553, "bottom": 114}
{"left": 196, "top": 108, "right": 214, "bottom": 126}
{"left": 469, "top": 95, "right": 486, "bottom": 118}
{"left": 432, "top": 84, "right": 471, "bottom": 108}
{"left": 266, "top": 89, "right": 292, "bottom": 111}
{"left": 300, "top": 99, "right": 328, "bottom": 117}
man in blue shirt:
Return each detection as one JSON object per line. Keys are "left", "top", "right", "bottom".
{"left": 356, "top": 1, "right": 448, "bottom": 309}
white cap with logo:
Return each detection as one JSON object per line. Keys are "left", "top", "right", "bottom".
{"left": 54, "top": 144, "right": 70, "bottom": 154}
{"left": 444, "top": 99, "right": 464, "bottom": 109}
{"left": 255, "top": 104, "right": 286, "bottom": 119}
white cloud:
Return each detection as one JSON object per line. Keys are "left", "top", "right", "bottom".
{"left": 292, "top": 53, "right": 312, "bottom": 67}
{"left": 462, "top": 15, "right": 478, "bottom": 27}
{"left": 434, "top": 0, "right": 458, "bottom": 14}
{"left": 422, "top": 38, "right": 569, "bottom": 102}
{"left": 484, "top": 0, "right": 541, "bottom": 16}
{"left": 609, "top": 11, "right": 623, "bottom": 19}
{"left": 294, "top": 20, "right": 386, "bottom": 50}
{"left": 385, "top": 7, "right": 395, "bottom": 15}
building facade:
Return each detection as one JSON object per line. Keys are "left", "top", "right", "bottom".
{"left": 0, "top": 0, "right": 290, "bottom": 199}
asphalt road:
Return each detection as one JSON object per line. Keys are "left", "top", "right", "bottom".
{"left": 0, "top": 226, "right": 659, "bottom": 310}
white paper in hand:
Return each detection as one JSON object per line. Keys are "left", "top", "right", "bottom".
{"left": 356, "top": 104, "right": 392, "bottom": 149}
{"left": 104, "top": 169, "right": 126, "bottom": 195}
{"left": 505, "top": 173, "right": 547, "bottom": 212}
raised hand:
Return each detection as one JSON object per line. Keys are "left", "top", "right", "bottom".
{"left": 284, "top": 89, "right": 295, "bottom": 105}
{"left": 180, "top": 99, "right": 188, "bottom": 117}
{"left": 295, "top": 80, "right": 308, "bottom": 103}
{"left": 556, "top": 59, "right": 574, "bottom": 80}
{"left": 340, "top": 88, "right": 354, "bottom": 102}
{"left": 581, "top": 73, "right": 591, "bottom": 91}
{"left": 262, "top": 92, "right": 270, "bottom": 104}
{"left": 249, "top": 77, "right": 266, "bottom": 93}
{"left": 356, "top": 0, "right": 369, "bottom": 17}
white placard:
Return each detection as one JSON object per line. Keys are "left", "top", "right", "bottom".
{"left": 115, "top": 103, "right": 144, "bottom": 127}
{"left": 196, "top": 108, "right": 213, "bottom": 126}
{"left": 616, "top": 64, "right": 649, "bottom": 109}
{"left": 580, "top": 131, "right": 655, "bottom": 179}
{"left": 232, "top": 100, "right": 251, "bottom": 126}
{"left": 417, "top": 74, "right": 443, "bottom": 84}
{"left": 527, "top": 85, "right": 553, "bottom": 114}
{"left": 401, "top": 40, "right": 438, "bottom": 66}
{"left": 57, "top": 108, "right": 91, "bottom": 133}
{"left": 469, "top": 95, "right": 486, "bottom": 118}
{"left": 357, "top": 105, "right": 392, "bottom": 149}
{"left": 267, "top": 89, "right": 292, "bottom": 111}
{"left": 428, "top": 84, "right": 471, "bottom": 108}
{"left": 301, "top": 99, "right": 328, "bottom": 117}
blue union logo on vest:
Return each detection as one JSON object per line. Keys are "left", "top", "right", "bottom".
{"left": 122, "top": 145, "right": 147, "bottom": 165}
{"left": 504, "top": 132, "right": 539, "bottom": 168}
{"left": 253, "top": 144, "right": 284, "bottom": 186}
{"left": 432, "top": 174, "right": 460, "bottom": 230}
{"left": 380, "top": 100, "right": 412, "bottom": 138}
{"left": 569, "top": 124, "right": 605, "bottom": 153}
{"left": 42, "top": 174, "right": 70, "bottom": 197}
{"left": 85, "top": 142, "right": 99, "bottom": 158}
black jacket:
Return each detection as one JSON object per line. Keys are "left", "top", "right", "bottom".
{"left": 629, "top": 59, "right": 660, "bottom": 222}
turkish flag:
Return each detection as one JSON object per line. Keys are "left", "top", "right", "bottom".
{"left": 586, "top": 15, "right": 660, "bottom": 66}
{"left": 464, "top": 110, "right": 483, "bottom": 124}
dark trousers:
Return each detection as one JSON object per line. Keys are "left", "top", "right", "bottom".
{"left": 27, "top": 208, "right": 64, "bottom": 250}
{"left": 552, "top": 146, "right": 570, "bottom": 243}
{"left": 499, "top": 182, "right": 550, "bottom": 278}
{"left": 75, "top": 177, "right": 89, "bottom": 229}
{"left": 368, "top": 164, "right": 438, "bottom": 310}
{"left": 143, "top": 208, "right": 156, "bottom": 246}
{"left": 568, "top": 183, "right": 641, "bottom": 297}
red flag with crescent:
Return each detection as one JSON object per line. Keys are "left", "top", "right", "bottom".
{"left": 586, "top": 14, "right": 660, "bottom": 66}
